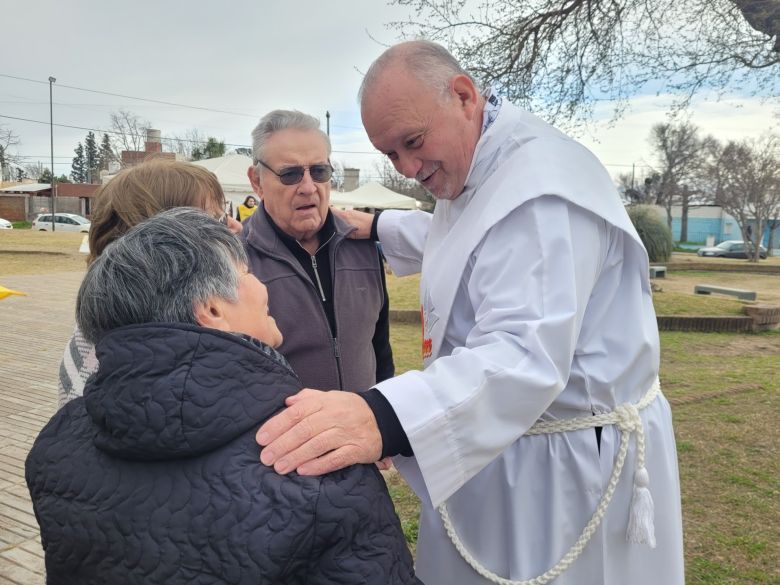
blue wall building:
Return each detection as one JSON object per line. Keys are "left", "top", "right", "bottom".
{"left": 661, "top": 205, "right": 775, "bottom": 249}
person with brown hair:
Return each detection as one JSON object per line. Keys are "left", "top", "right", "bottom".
{"left": 58, "top": 159, "right": 242, "bottom": 407}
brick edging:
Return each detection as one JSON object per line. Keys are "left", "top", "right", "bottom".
{"left": 663, "top": 261, "right": 780, "bottom": 275}
{"left": 655, "top": 315, "right": 755, "bottom": 332}
{"left": 389, "top": 309, "right": 778, "bottom": 333}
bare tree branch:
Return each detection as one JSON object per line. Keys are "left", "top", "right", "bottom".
{"left": 711, "top": 133, "right": 780, "bottom": 261}
{"left": 108, "top": 109, "right": 151, "bottom": 161}
{"left": 388, "top": 0, "right": 779, "bottom": 129}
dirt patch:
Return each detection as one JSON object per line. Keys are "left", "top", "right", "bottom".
{"left": 0, "top": 250, "right": 68, "bottom": 256}
{"left": 0, "top": 253, "right": 86, "bottom": 276}
{"left": 668, "top": 383, "right": 764, "bottom": 406}
{"left": 685, "top": 333, "right": 780, "bottom": 356}
{"left": 659, "top": 271, "right": 780, "bottom": 305}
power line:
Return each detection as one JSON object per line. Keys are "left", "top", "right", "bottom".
{"left": 0, "top": 113, "right": 385, "bottom": 155}
{"left": 0, "top": 113, "right": 251, "bottom": 148}
{"left": 3, "top": 111, "right": 654, "bottom": 168}
{"left": 0, "top": 73, "right": 261, "bottom": 119}
{"left": 13, "top": 155, "right": 73, "bottom": 159}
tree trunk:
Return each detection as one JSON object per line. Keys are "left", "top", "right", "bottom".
{"left": 746, "top": 217, "right": 764, "bottom": 263}
{"left": 680, "top": 186, "right": 690, "bottom": 243}
{"left": 665, "top": 198, "right": 673, "bottom": 232}
{"left": 729, "top": 0, "right": 780, "bottom": 51}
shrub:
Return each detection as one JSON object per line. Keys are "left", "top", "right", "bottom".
{"left": 627, "top": 205, "right": 673, "bottom": 263}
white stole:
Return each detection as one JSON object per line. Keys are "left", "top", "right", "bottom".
{"left": 419, "top": 103, "right": 647, "bottom": 365}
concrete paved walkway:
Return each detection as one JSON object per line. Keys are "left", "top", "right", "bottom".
{"left": 0, "top": 271, "right": 85, "bottom": 585}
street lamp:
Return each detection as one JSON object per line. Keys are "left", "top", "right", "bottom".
{"left": 49, "top": 76, "right": 56, "bottom": 232}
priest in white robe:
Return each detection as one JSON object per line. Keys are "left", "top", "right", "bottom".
{"left": 256, "top": 40, "right": 685, "bottom": 585}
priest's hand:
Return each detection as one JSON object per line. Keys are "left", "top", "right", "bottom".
{"left": 376, "top": 457, "right": 393, "bottom": 471}
{"left": 332, "top": 208, "right": 374, "bottom": 240}
{"left": 256, "top": 388, "right": 382, "bottom": 476}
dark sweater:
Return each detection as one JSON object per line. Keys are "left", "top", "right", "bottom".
{"left": 26, "top": 324, "right": 420, "bottom": 585}
{"left": 242, "top": 206, "right": 392, "bottom": 391}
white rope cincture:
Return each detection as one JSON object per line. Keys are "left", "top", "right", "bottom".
{"left": 438, "top": 380, "right": 661, "bottom": 585}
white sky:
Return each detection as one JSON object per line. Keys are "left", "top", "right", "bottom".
{"left": 2, "top": 0, "right": 777, "bottom": 184}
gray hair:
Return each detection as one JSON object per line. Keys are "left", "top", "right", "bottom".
{"left": 359, "top": 40, "right": 478, "bottom": 103}
{"left": 250, "top": 109, "right": 331, "bottom": 164}
{"left": 76, "top": 207, "right": 247, "bottom": 344}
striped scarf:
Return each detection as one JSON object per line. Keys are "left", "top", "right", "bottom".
{"left": 58, "top": 326, "right": 99, "bottom": 408}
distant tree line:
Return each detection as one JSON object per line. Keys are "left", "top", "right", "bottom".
{"left": 619, "top": 122, "right": 779, "bottom": 262}
{"left": 70, "top": 131, "right": 114, "bottom": 183}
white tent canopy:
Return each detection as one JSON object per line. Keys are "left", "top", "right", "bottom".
{"left": 330, "top": 182, "right": 418, "bottom": 210}
{"left": 191, "top": 154, "right": 255, "bottom": 204}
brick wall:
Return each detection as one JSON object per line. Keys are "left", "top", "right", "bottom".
{"left": 666, "top": 262, "right": 780, "bottom": 275}
{"left": 743, "top": 305, "right": 780, "bottom": 332}
{"left": 53, "top": 198, "right": 83, "bottom": 215}
{"left": 28, "top": 196, "right": 83, "bottom": 220}
{"left": 390, "top": 309, "right": 778, "bottom": 333}
{"left": 0, "top": 196, "right": 26, "bottom": 221}
{"left": 656, "top": 315, "right": 755, "bottom": 333}
{"left": 57, "top": 183, "right": 99, "bottom": 198}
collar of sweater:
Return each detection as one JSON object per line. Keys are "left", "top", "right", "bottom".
{"left": 84, "top": 323, "right": 301, "bottom": 461}
{"left": 242, "top": 204, "right": 356, "bottom": 257}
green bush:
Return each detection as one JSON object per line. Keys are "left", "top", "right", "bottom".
{"left": 626, "top": 205, "right": 673, "bottom": 263}
{"left": 12, "top": 221, "right": 32, "bottom": 229}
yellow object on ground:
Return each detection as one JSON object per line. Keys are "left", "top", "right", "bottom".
{"left": 0, "top": 285, "right": 27, "bottom": 300}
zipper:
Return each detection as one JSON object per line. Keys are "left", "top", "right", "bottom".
{"left": 298, "top": 231, "right": 336, "bottom": 304}
{"left": 310, "top": 255, "right": 326, "bottom": 302}
{"left": 281, "top": 230, "right": 343, "bottom": 387}
{"left": 332, "top": 336, "right": 343, "bottom": 389}
{"left": 330, "top": 237, "right": 344, "bottom": 388}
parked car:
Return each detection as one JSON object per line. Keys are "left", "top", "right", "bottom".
{"left": 0, "top": 217, "right": 13, "bottom": 229}
{"left": 697, "top": 240, "right": 767, "bottom": 259}
{"left": 31, "top": 213, "right": 91, "bottom": 233}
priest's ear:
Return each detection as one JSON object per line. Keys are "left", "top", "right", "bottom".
{"left": 450, "top": 74, "right": 480, "bottom": 120}
{"left": 193, "top": 298, "right": 232, "bottom": 333}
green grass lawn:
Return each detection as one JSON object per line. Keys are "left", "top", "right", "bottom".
{"left": 387, "top": 272, "right": 750, "bottom": 316}
{"left": 387, "top": 322, "right": 780, "bottom": 584}
{"left": 0, "top": 230, "right": 87, "bottom": 275}
{"left": 386, "top": 273, "right": 421, "bottom": 310}
{"left": 652, "top": 291, "right": 744, "bottom": 316}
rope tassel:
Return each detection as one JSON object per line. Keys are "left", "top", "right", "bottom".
{"left": 438, "top": 381, "right": 662, "bottom": 585}
{"left": 627, "top": 467, "right": 656, "bottom": 548}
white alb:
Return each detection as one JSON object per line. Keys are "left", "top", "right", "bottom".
{"left": 375, "top": 101, "right": 685, "bottom": 585}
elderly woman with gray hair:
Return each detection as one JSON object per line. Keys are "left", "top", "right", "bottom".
{"left": 26, "top": 209, "right": 420, "bottom": 585}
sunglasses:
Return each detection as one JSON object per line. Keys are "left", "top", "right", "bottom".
{"left": 256, "top": 160, "right": 333, "bottom": 186}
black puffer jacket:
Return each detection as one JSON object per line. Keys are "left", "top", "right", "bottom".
{"left": 26, "top": 324, "right": 420, "bottom": 585}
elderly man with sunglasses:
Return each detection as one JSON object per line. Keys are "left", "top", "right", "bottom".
{"left": 243, "top": 110, "right": 394, "bottom": 395}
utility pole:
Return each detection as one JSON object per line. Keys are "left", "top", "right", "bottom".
{"left": 49, "top": 76, "right": 57, "bottom": 231}
{"left": 325, "top": 111, "right": 330, "bottom": 137}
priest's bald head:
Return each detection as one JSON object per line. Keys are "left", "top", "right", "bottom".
{"left": 359, "top": 41, "right": 486, "bottom": 201}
